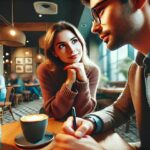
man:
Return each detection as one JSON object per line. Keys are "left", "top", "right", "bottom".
{"left": 51, "top": 0, "right": 150, "bottom": 149}
{"left": 8, "top": 72, "right": 24, "bottom": 94}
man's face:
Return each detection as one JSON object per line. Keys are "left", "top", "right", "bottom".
{"left": 90, "top": 0, "right": 135, "bottom": 50}
{"left": 10, "top": 73, "right": 17, "bottom": 80}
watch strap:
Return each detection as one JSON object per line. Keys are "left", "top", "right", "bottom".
{"left": 84, "top": 114, "right": 103, "bottom": 134}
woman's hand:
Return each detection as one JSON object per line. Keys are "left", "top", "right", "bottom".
{"left": 65, "top": 69, "right": 76, "bottom": 89}
{"left": 64, "top": 63, "right": 88, "bottom": 82}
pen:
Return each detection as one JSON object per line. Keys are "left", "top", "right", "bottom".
{"left": 71, "top": 107, "right": 77, "bottom": 130}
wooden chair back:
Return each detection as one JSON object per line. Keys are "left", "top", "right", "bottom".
{"left": 5, "top": 86, "right": 13, "bottom": 103}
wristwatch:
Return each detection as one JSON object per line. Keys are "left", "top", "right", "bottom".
{"left": 84, "top": 115, "right": 103, "bottom": 134}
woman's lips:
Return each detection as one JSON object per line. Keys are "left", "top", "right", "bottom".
{"left": 69, "top": 54, "right": 78, "bottom": 59}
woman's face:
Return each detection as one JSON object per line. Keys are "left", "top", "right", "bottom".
{"left": 53, "top": 30, "right": 83, "bottom": 64}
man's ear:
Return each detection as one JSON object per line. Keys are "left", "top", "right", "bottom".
{"left": 131, "top": 0, "right": 147, "bottom": 9}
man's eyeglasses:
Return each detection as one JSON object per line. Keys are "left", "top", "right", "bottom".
{"left": 91, "top": 0, "right": 108, "bottom": 24}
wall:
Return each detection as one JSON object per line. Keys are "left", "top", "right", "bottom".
{"left": 11, "top": 47, "right": 37, "bottom": 79}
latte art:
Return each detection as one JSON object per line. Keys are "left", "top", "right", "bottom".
{"left": 20, "top": 114, "right": 48, "bottom": 122}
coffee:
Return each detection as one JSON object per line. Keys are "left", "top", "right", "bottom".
{"left": 20, "top": 114, "right": 48, "bottom": 143}
{"left": 20, "top": 114, "right": 48, "bottom": 122}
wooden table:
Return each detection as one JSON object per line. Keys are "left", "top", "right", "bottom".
{"left": 24, "top": 83, "right": 40, "bottom": 88}
{"left": 7, "top": 84, "right": 22, "bottom": 88}
{"left": 97, "top": 87, "right": 124, "bottom": 95}
{"left": 1, "top": 118, "right": 133, "bottom": 150}
{"left": 1, "top": 118, "right": 62, "bottom": 150}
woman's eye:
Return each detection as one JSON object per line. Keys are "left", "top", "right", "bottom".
{"left": 58, "top": 44, "right": 65, "bottom": 49}
{"left": 72, "top": 38, "right": 78, "bottom": 44}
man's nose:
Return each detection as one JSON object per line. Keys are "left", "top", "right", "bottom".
{"left": 91, "top": 21, "right": 102, "bottom": 34}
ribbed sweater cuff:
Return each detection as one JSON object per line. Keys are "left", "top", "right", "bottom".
{"left": 61, "top": 83, "right": 78, "bottom": 99}
{"left": 75, "top": 80, "right": 89, "bottom": 91}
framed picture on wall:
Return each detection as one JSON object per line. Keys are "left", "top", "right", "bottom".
{"left": 16, "top": 57, "right": 24, "bottom": 64}
{"left": 25, "top": 65, "right": 32, "bottom": 73}
{"left": 16, "top": 65, "right": 24, "bottom": 73}
{"left": 25, "top": 57, "right": 32, "bottom": 64}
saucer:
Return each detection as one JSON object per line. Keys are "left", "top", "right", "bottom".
{"left": 15, "top": 132, "right": 54, "bottom": 149}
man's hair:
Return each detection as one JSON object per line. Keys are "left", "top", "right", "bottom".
{"left": 81, "top": 0, "right": 128, "bottom": 7}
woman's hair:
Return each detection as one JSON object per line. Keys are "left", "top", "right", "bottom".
{"left": 81, "top": 0, "right": 128, "bottom": 7}
{"left": 44, "top": 21, "right": 93, "bottom": 70}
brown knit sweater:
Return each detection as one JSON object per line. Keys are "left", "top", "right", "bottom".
{"left": 37, "top": 63, "right": 100, "bottom": 120}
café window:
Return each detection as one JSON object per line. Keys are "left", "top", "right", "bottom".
{"left": 97, "top": 43, "right": 137, "bottom": 82}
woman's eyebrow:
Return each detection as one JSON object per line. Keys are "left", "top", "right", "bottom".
{"left": 55, "top": 36, "right": 76, "bottom": 46}
{"left": 70, "top": 36, "right": 77, "bottom": 41}
{"left": 55, "top": 41, "right": 65, "bottom": 46}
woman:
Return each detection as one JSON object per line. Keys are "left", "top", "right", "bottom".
{"left": 37, "top": 21, "right": 100, "bottom": 120}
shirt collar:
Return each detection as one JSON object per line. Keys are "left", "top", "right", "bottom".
{"left": 136, "top": 52, "right": 150, "bottom": 66}
{"left": 135, "top": 52, "right": 146, "bottom": 66}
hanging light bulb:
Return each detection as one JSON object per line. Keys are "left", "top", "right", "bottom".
{"left": 37, "top": 54, "right": 42, "bottom": 59}
{"left": 25, "top": 51, "right": 30, "bottom": 55}
{"left": 5, "top": 59, "right": 9, "bottom": 63}
{"left": 5, "top": 52, "right": 9, "bottom": 56}
{"left": 0, "top": 0, "right": 26, "bottom": 47}
{"left": 35, "top": 47, "right": 45, "bottom": 63}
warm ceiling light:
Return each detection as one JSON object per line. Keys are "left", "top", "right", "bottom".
{"left": 10, "top": 29, "right": 16, "bottom": 36}
{"left": 38, "top": 14, "right": 42, "bottom": 17}
{"left": 0, "top": 0, "right": 26, "bottom": 47}
{"left": 37, "top": 54, "right": 42, "bottom": 59}
{"left": 35, "top": 54, "right": 45, "bottom": 63}
{"left": 0, "top": 26, "right": 26, "bottom": 47}
{"left": 6, "top": 52, "right": 9, "bottom": 56}
{"left": 5, "top": 59, "right": 9, "bottom": 63}
{"left": 25, "top": 51, "right": 29, "bottom": 55}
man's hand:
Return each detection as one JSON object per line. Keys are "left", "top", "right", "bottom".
{"left": 62, "top": 117, "right": 94, "bottom": 138}
{"left": 52, "top": 133, "right": 104, "bottom": 150}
